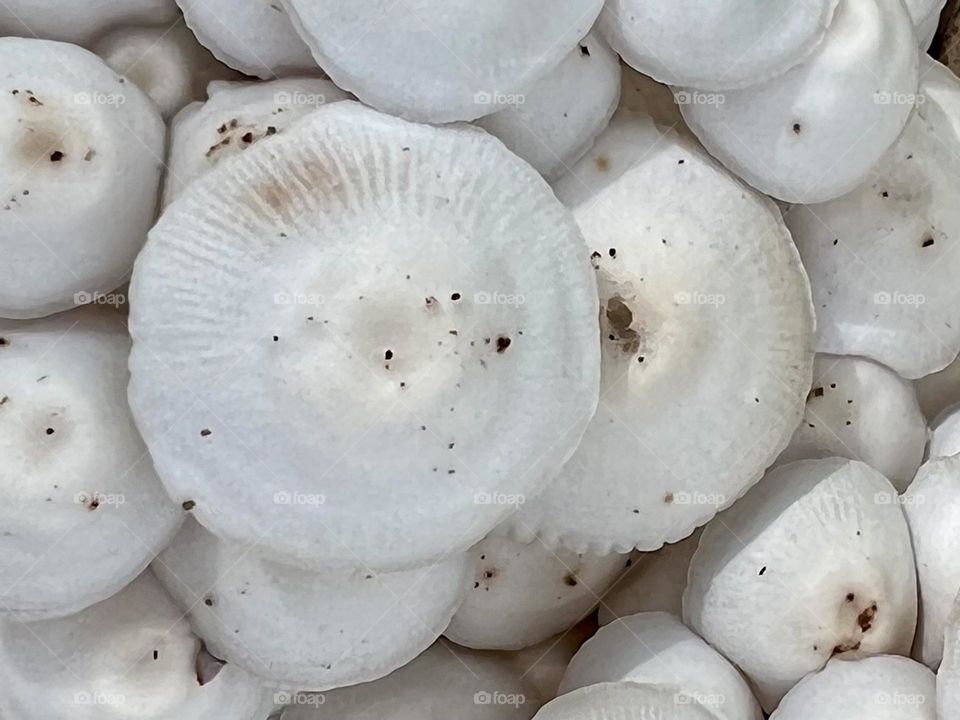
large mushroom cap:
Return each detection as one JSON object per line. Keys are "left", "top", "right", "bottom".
{"left": 681, "top": 0, "right": 919, "bottom": 203}
{"left": 771, "top": 655, "right": 936, "bottom": 719}
{"left": 902, "top": 455, "right": 960, "bottom": 669}
{"left": 0, "top": 570, "right": 274, "bottom": 720}
{"left": 786, "top": 58, "right": 960, "bottom": 379}
{"left": 163, "top": 77, "right": 350, "bottom": 205}
{"left": 777, "top": 354, "right": 927, "bottom": 490}
{"left": 0, "top": 38, "right": 165, "bottom": 319}
{"left": 154, "top": 518, "right": 471, "bottom": 690}
{"left": 280, "top": 0, "right": 604, "bottom": 122}
{"left": 129, "top": 101, "right": 601, "bottom": 571}
{"left": 598, "top": 0, "right": 839, "bottom": 90}
{"left": 94, "top": 22, "right": 244, "bottom": 120}
{"left": 476, "top": 33, "right": 620, "bottom": 181}
{"left": 0, "top": 308, "right": 181, "bottom": 619}
{"left": 684, "top": 458, "right": 918, "bottom": 711}
{"left": 561, "top": 612, "right": 763, "bottom": 720}
{"left": 0, "top": 0, "right": 177, "bottom": 46}
{"left": 280, "top": 640, "right": 539, "bottom": 719}
{"left": 176, "top": 0, "right": 317, "bottom": 79}
{"left": 444, "top": 533, "right": 631, "bottom": 651}
{"left": 511, "top": 113, "right": 814, "bottom": 556}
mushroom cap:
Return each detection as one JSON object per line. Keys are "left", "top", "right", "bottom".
{"left": 0, "top": 308, "right": 181, "bottom": 619}
{"left": 154, "top": 518, "right": 471, "bottom": 690}
{"left": 777, "top": 354, "right": 927, "bottom": 491}
{"left": 598, "top": 0, "right": 839, "bottom": 90}
{"left": 771, "top": 655, "right": 936, "bottom": 720}
{"left": 929, "top": 404, "right": 960, "bottom": 459}
{"left": 908, "top": 0, "right": 948, "bottom": 47}
{"left": 785, "top": 59, "right": 960, "bottom": 378}
{"left": 681, "top": 0, "right": 919, "bottom": 203}
{"left": 0, "top": 0, "right": 177, "bottom": 45}
{"left": 561, "top": 612, "right": 763, "bottom": 720}
{"left": 598, "top": 529, "right": 702, "bottom": 625}
{"left": 176, "top": 0, "right": 316, "bottom": 79}
{"left": 476, "top": 33, "right": 620, "bottom": 181}
{"left": 916, "top": 357, "right": 960, "bottom": 423}
{"left": 129, "top": 101, "right": 601, "bottom": 571}
{"left": 511, "top": 114, "right": 814, "bottom": 556}
{"left": 94, "top": 22, "right": 244, "bottom": 120}
{"left": 940, "top": 593, "right": 960, "bottom": 717}
{"left": 902, "top": 455, "right": 960, "bottom": 669}
{"left": 280, "top": 0, "right": 604, "bottom": 122}
{"left": 0, "top": 38, "right": 165, "bottom": 319}
{"left": 163, "top": 77, "right": 350, "bottom": 205}
{"left": 684, "top": 458, "right": 918, "bottom": 711}
{"left": 444, "top": 533, "right": 631, "bottom": 651}
{"left": 532, "top": 682, "right": 720, "bottom": 720}
{"left": 0, "top": 570, "right": 274, "bottom": 720}
{"left": 279, "top": 640, "right": 538, "bottom": 720}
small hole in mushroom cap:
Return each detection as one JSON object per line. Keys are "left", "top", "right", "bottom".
{"left": 450, "top": 292, "right": 461, "bottom": 301}
{"left": 0, "top": 337, "right": 7, "bottom": 346}
{"left": 182, "top": 500, "right": 196, "bottom": 511}
{"left": 44, "top": 427, "right": 54, "bottom": 435}
{"left": 495, "top": 336, "right": 511, "bottom": 353}
{"left": 922, "top": 234, "right": 935, "bottom": 248}
{"left": 563, "top": 574, "right": 578, "bottom": 586}
{"left": 664, "top": 492, "right": 674, "bottom": 504}
{"left": 579, "top": 44, "right": 590, "bottom": 57}
{"left": 49, "top": 150, "right": 64, "bottom": 162}
{"left": 385, "top": 349, "right": 393, "bottom": 360}
{"left": 792, "top": 122, "right": 802, "bottom": 135}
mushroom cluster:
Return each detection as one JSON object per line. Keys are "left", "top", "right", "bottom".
{"left": 2, "top": 1, "right": 960, "bottom": 718}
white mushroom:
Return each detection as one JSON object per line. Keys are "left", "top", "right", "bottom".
{"left": 0, "top": 570, "right": 274, "bottom": 720}
{"left": 94, "top": 22, "right": 244, "bottom": 119}
{"left": 511, "top": 113, "right": 814, "bottom": 556}
{"left": 280, "top": 0, "right": 604, "bottom": 122}
{"left": 902, "top": 455, "right": 960, "bottom": 668}
{"left": 785, "top": 58, "right": 960, "bottom": 378}
{"left": 916, "top": 356, "right": 960, "bottom": 423}
{"left": 561, "top": 612, "right": 763, "bottom": 720}
{"left": 444, "top": 534, "right": 631, "bottom": 651}
{"left": 163, "top": 77, "right": 350, "bottom": 205}
{"left": 684, "top": 458, "right": 917, "bottom": 711}
{"left": 909, "top": 0, "right": 948, "bottom": 47}
{"left": 681, "top": 0, "right": 919, "bottom": 203}
{"left": 476, "top": 33, "right": 620, "bottom": 181}
{"left": 940, "top": 594, "right": 960, "bottom": 718}
{"left": 154, "top": 518, "right": 471, "bottom": 690}
{"left": 279, "top": 640, "right": 539, "bottom": 719}
{"left": 0, "top": 38, "right": 165, "bottom": 319}
{"left": 129, "top": 101, "right": 601, "bottom": 572}
{"left": 929, "top": 405, "right": 960, "bottom": 459}
{"left": 598, "top": 0, "right": 839, "bottom": 90}
{"left": 0, "top": 0, "right": 177, "bottom": 46}
{"left": 532, "top": 682, "right": 719, "bottom": 720}
{"left": 176, "top": 0, "right": 317, "bottom": 79}
{"left": 776, "top": 354, "right": 927, "bottom": 491}
{"left": 597, "top": 529, "right": 701, "bottom": 625}
{"left": 771, "top": 655, "right": 936, "bottom": 720}
{"left": 0, "top": 308, "right": 181, "bottom": 619}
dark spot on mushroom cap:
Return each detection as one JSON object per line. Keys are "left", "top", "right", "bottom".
{"left": 49, "top": 150, "right": 64, "bottom": 162}
{"left": 922, "top": 234, "right": 935, "bottom": 248}
{"left": 0, "top": 337, "right": 7, "bottom": 346}
{"left": 594, "top": 155, "right": 610, "bottom": 172}
{"left": 204, "top": 595, "right": 214, "bottom": 607}
{"left": 846, "top": 592, "right": 855, "bottom": 602}
{"left": 579, "top": 44, "right": 590, "bottom": 57}
{"left": 608, "top": 247, "right": 616, "bottom": 257}
{"left": 792, "top": 122, "right": 802, "bottom": 134}
{"left": 200, "top": 428, "right": 212, "bottom": 437}
{"left": 563, "top": 574, "right": 578, "bottom": 587}
{"left": 759, "top": 566, "right": 766, "bottom": 576}
{"left": 450, "top": 292, "right": 461, "bottom": 301}
{"left": 495, "top": 336, "right": 511, "bottom": 353}
{"left": 182, "top": 500, "right": 196, "bottom": 511}
{"left": 858, "top": 603, "right": 877, "bottom": 632}
{"left": 664, "top": 492, "right": 674, "bottom": 504}
{"left": 44, "top": 427, "right": 54, "bottom": 435}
